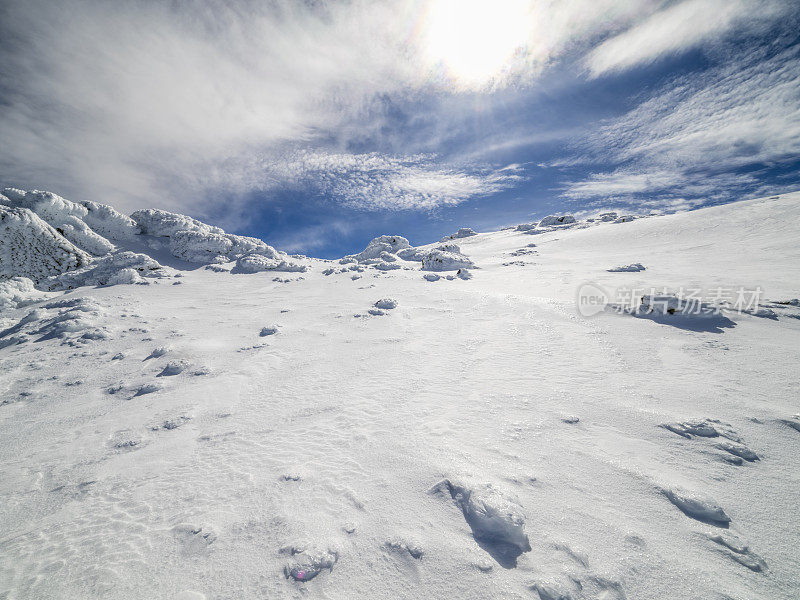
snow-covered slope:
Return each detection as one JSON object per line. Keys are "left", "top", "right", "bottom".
{"left": 1, "top": 191, "right": 799, "bottom": 600}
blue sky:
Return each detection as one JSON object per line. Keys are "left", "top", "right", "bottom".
{"left": 1, "top": 0, "right": 799, "bottom": 258}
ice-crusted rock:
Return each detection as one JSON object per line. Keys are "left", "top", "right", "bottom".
{"left": 344, "top": 235, "right": 412, "bottom": 264}
{"left": 515, "top": 222, "right": 537, "bottom": 231}
{"left": 538, "top": 215, "right": 576, "bottom": 227}
{"left": 134, "top": 208, "right": 280, "bottom": 264}
{"left": 1, "top": 205, "right": 91, "bottom": 283}
{"left": 440, "top": 227, "right": 477, "bottom": 241}
{"left": 614, "top": 215, "right": 636, "bottom": 223}
{"left": 80, "top": 201, "right": 140, "bottom": 241}
{"left": 421, "top": 244, "right": 474, "bottom": 272}
{"left": 131, "top": 208, "right": 224, "bottom": 238}
{"left": 0, "top": 277, "right": 50, "bottom": 311}
{"left": 233, "top": 253, "right": 307, "bottom": 274}
{"left": 598, "top": 212, "right": 618, "bottom": 222}
{"left": 44, "top": 251, "right": 165, "bottom": 290}
{"left": 2, "top": 189, "right": 120, "bottom": 255}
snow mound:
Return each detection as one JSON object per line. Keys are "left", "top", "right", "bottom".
{"left": 661, "top": 486, "right": 731, "bottom": 525}
{"left": 607, "top": 263, "right": 645, "bottom": 272}
{"left": 0, "top": 277, "right": 50, "bottom": 311}
{"left": 538, "top": 215, "right": 576, "bottom": 227}
{"left": 421, "top": 244, "right": 475, "bottom": 272}
{"left": 0, "top": 297, "right": 109, "bottom": 347}
{"left": 344, "top": 235, "right": 414, "bottom": 265}
{"left": 44, "top": 251, "right": 165, "bottom": 291}
{"left": 614, "top": 215, "right": 637, "bottom": 223}
{"left": 1, "top": 205, "right": 91, "bottom": 283}
{"left": 515, "top": 222, "right": 537, "bottom": 232}
{"left": 233, "top": 254, "right": 307, "bottom": 274}
{"left": 432, "top": 479, "right": 531, "bottom": 567}
{"left": 441, "top": 227, "right": 477, "bottom": 241}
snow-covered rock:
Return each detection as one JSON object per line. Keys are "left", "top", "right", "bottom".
{"left": 538, "top": 214, "right": 576, "bottom": 227}
{"left": 420, "top": 244, "right": 474, "bottom": 271}
{"left": 233, "top": 253, "right": 307, "bottom": 274}
{"left": 440, "top": 227, "right": 477, "bottom": 241}
{"left": 345, "top": 235, "right": 412, "bottom": 264}
{"left": 515, "top": 222, "right": 537, "bottom": 231}
{"left": 131, "top": 208, "right": 224, "bottom": 238}
{"left": 1, "top": 205, "right": 91, "bottom": 283}
{"left": 2, "top": 189, "right": 117, "bottom": 256}
{"left": 44, "top": 251, "right": 165, "bottom": 290}
{"left": 607, "top": 263, "right": 645, "bottom": 272}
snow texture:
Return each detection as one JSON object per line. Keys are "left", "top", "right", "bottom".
{"left": 1, "top": 190, "right": 799, "bottom": 599}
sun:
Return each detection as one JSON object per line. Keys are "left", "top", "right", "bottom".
{"left": 421, "top": 0, "right": 531, "bottom": 88}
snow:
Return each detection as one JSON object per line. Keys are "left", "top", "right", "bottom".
{"left": 420, "top": 243, "right": 475, "bottom": 271}
{"left": 1, "top": 191, "right": 800, "bottom": 599}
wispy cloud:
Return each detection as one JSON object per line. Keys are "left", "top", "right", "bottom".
{"left": 584, "top": 0, "right": 787, "bottom": 77}
{"left": 565, "top": 39, "right": 800, "bottom": 202}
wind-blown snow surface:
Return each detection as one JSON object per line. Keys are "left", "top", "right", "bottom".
{"left": 1, "top": 192, "right": 800, "bottom": 599}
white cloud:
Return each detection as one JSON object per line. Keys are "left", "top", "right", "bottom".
{"left": 585, "top": 0, "right": 787, "bottom": 77}
{"left": 199, "top": 149, "right": 524, "bottom": 214}
{"left": 565, "top": 41, "right": 800, "bottom": 201}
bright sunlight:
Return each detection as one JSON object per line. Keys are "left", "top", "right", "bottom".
{"left": 422, "top": 0, "right": 531, "bottom": 88}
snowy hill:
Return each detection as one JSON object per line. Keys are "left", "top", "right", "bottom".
{"left": 1, "top": 190, "right": 800, "bottom": 599}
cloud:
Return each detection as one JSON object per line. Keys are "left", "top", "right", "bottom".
{"left": 198, "top": 149, "right": 525, "bottom": 213}
{"left": 565, "top": 38, "right": 800, "bottom": 202}
{"left": 584, "top": 0, "right": 786, "bottom": 77}
{"left": 0, "top": 0, "right": 794, "bottom": 227}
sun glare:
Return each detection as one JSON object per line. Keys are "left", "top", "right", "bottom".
{"left": 422, "top": 0, "right": 531, "bottom": 88}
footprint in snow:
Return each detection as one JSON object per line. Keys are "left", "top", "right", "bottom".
{"left": 172, "top": 523, "right": 217, "bottom": 555}
{"left": 383, "top": 538, "right": 424, "bottom": 559}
